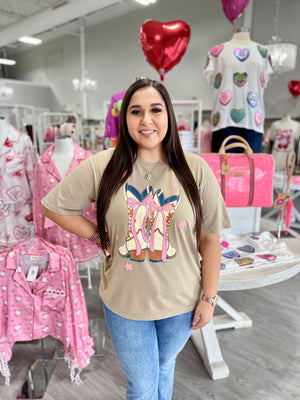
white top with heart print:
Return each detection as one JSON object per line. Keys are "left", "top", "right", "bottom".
{"left": 204, "top": 41, "right": 273, "bottom": 134}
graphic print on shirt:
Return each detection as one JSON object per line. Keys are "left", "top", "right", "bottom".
{"left": 119, "top": 184, "right": 153, "bottom": 262}
{"left": 274, "top": 129, "right": 292, "bottom": 150}
{"left": 148, "top": 189, "right": 180, "bottom": 263}
{"left": 119, "top": 184, "right": 180, "bottom": 263}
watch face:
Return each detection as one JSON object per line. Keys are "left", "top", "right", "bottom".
{"left": 203, "top": 295, "right": 217, "bottom": 306}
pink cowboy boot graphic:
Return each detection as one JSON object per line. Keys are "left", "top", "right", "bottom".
{"left": 149, "top": 190, "right": 180, "bottom": 263}
{"left": 119, "top": 184, "right": 154, "bottom": 262}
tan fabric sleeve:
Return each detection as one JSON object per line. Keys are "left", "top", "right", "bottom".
{"left": 41, "top": 156, "right": 99, "bottom": 215}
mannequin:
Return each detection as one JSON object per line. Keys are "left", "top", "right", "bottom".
{"left": 52, "top": 136, "right": 75, "bottom": 177}
{"left": 230, "top": 30, "right": 252, "bottom": 44}
{"left": 204, "top": 28, "right": 273, "bottom": 153}
{"left": 281, "top": 114, "right": 292, "bottom": 123}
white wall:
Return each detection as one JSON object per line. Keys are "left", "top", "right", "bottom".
{"left": 0, "top": 78, "right": 59, "bottom": 110}
{"left": 6, "top": 0, "right": 300, "bottom": 120}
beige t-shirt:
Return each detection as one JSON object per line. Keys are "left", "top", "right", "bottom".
{"left": 42, "top": 149, "right": 231, "bottom": 320}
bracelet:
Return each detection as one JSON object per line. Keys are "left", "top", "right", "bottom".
{"left": 88, "top": 230, "right": 101, "bottom": 247}
{"left": 201, "top": 294, "right": 218, "bottom": 307}
{"left": 88, "top": 230, "right": 111, "bottom": 249}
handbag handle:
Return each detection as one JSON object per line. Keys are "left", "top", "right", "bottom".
{"left": 219, "top": 135, "right": 255, "bottom": 206}
{"left": 223, "top": 143, "right": 249, "bottom": 152}
{"left": 286, "top": 152, "right": 296, "bottom": 191}
{"left": 219, "top": 135, "right": 253, "bottom": 155}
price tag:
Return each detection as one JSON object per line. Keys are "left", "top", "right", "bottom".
{"left": 221, "top": 156, "right": 230, "bottom": 175}
{"left": 27, "top": 265, "right": 39, "bottom": 282}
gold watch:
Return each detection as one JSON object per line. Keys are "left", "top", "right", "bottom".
{"left": 201, "top": 294, "right": 218, "bottom": 306}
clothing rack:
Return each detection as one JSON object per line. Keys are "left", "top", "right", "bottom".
{"left": 173, "top": 100, "right": 202, "bottom": 154}
{"left": 0, "top": 103, "right": 40, "bottom": 153}
{"left": 37, "top": 112, "right": 83, "bottom": 155}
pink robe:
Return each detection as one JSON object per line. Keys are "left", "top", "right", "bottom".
{"left": 33, "top": 143, "right": 101, "bottom": 265}
{"left": 0, "top": 237, "right": 94, "bottom": 385}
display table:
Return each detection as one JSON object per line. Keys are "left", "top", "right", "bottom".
{"left": 191, "top": 218, "right": 300, "bottom": 380}
{"left": 263, "top": 172, "right": 300, "bottom": 229}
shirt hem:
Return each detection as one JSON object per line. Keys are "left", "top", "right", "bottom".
{"left": 101, "top": 297, "right": 198, "bottom": 321}
{"left": 212, "top": 124, "right": 264, "bottom": 134}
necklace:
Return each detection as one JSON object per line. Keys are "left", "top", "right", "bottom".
{"left": 139, "top": 157, "right": 165, "bottom": 181}
{"left": 143, "top": 165, "right": 157, "bottom": 181}
{"left": 139, "top": 162, "right": 158, "bottom": 181}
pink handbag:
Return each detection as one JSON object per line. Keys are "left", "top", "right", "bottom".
{"left": 200, "top": 135, "right": 275, "bottom": 207}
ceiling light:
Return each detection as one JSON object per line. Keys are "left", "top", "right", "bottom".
{"left": 134, "top": 0, "right": 157, "bottom": 6}
{"left": 0, "top": 83, "right": 13, "bottom": 98}
{"left": 0, "top": 58, "right": 16, "bottom": 65}
{"left": 18, "top": 36, "right": 42, "bottom": 45}
{"left": 265, "top": 37, "right": 297, "bottom": 73}
{"left": 72, "top": 77, "right": 98, "bottom": 92}
{"left": 264, "top": 0, "right": 297, "bottom": 74}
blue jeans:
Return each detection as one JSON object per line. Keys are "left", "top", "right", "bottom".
{"left": 103, "top": 304, "right": 194, "bottom": 400}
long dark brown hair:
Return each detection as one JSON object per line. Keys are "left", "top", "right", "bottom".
{"left": 97, "top": 78, "right": 202, "bottom": 250}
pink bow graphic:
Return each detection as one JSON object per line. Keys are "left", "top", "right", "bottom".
{"left": 127, "top": 196, "right": 154, "bottom": 256}
{"left": 150, "top": 203, "right": 173, "bottom": 262}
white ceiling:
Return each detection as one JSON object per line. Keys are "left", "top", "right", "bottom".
{"left": 0, "top": 0, "right": 144, "bottom": 55}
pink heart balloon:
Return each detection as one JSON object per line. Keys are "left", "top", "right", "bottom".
{"left": 220, "top": 0, "right": 249, "bottom": 24}
{"left": 139, "top": 20, "right": 190, "bottom": 81}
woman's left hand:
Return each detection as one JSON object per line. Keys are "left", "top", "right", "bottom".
{"left": 191, "top": 301, "right": 215, "bottom": 330}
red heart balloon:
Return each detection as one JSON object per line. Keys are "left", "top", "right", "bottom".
{"left": 139, "top": 20, "right": 190, "bottom": 81}
{"left": 220, "top": 0, "right": 249, "bottom": 24}
{"left": 288, "top": 80, "right": 300, "bottom": 97}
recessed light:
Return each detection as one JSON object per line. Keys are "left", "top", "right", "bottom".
{"left": 18, "top": 36, "right": 42, "bottom": 45}
{"left": 134, "top": 0, "right": 157, "bottom": 6}
{"left": 0, "top": 58, "right": 16, "bottom": 65}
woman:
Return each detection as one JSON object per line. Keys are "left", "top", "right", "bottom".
{"left": 42, "top": 78, "right": 230, "bottom": 399}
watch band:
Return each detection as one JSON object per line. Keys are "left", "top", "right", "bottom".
{"left": 201, "top": 294, "right": 218, "bottom": 306}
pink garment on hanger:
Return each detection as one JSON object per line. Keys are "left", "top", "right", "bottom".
{"left": 43, "top": 126, "right": 60, "bottom": 143}
{"left": 0, "top": 123, "right": 36, "bottom": 248}
{"left": 0, "top": 237, "right": 94, "bottom": 385}
{"left": 200, "top": 120, "right": 212, "bottom": 153}
{"left": 33, "top": 143, "right": 100, "bottom": 264}
{"left": 177, "top": 118, "right": 191, "bottom": 132}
